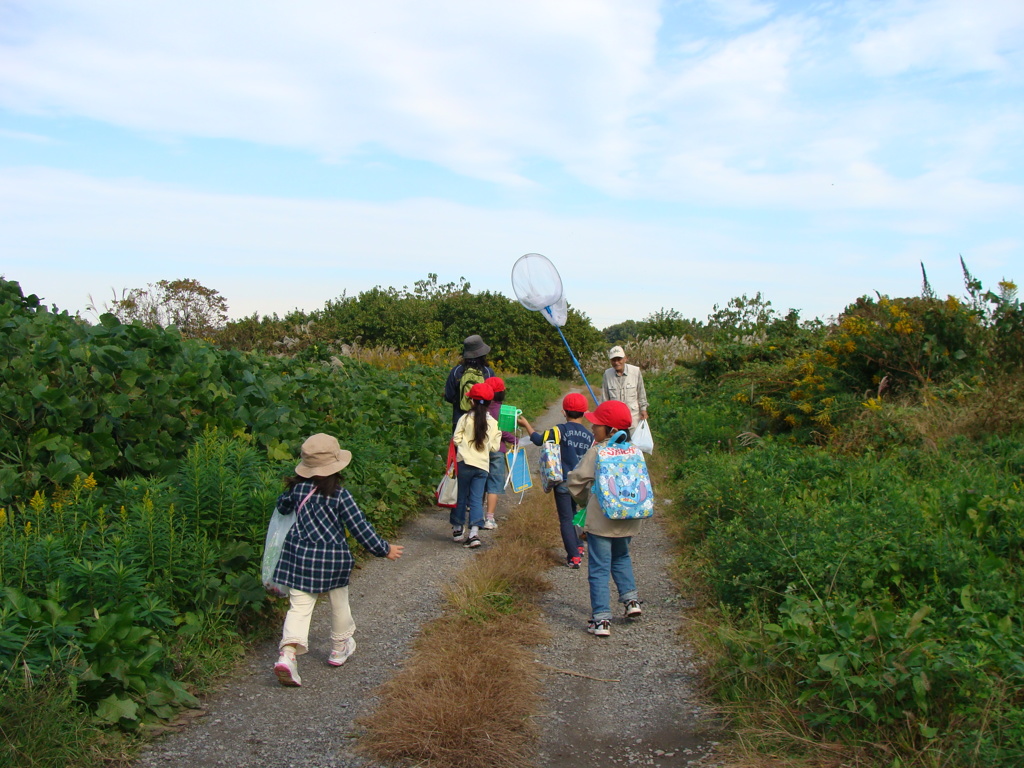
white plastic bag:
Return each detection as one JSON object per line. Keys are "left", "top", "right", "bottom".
{"left": 633, "top": 419, "right": 654, "bottom": 454}
{"left": 262, "top": 486, "right": 316, "bottom": 597}
{"left": 262, "top": 509, "right": 296, "bottom": 597}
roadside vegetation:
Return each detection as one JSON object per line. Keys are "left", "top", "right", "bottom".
{"left": 647, "top": 263, "right": 1023, "bottom": 767}
{"left": 0, "top": 275, "right": 560, "bottom": 767}
{"left": 2, "top": 259, "right": 1020, "bottom": 768}
{"left": 359, "top": 486, "right": 559, "bottom": 768}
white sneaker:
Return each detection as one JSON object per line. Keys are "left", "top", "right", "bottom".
{"left": 483, "top": 518, "right": 497, "bottom": 530}
{"left": 452, "top": 526, "right": 465, "bottom": 542}
{"left": 328, "top": 637, "right": 356, "bottom": 666}
{"left": 587, "top": 619, "right": 611, "bottom": 637}
{"left": 274, "top": 653, "right": 301, "bottom": 686}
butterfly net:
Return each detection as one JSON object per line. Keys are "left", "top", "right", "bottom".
{"left": 511, "top": 253, "right": 563, "bottom": 313}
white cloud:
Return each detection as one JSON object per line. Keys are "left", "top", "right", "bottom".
{"left": 2, "top": 1, "right": 1022, "bottom": 214}
{"left": 0, "top": 0, "right": 660, "bottom": 185}
{"left": 0, "top": 128, "right": 56, "bottom": 143}
{"left": 1, "top": 0, "right": 1022, "bottom": 322}
{"left": 700, "top": 0, "right": 776, "bottom": 27}
{"left": 852, "top": 0, "right": 1024, "bottom": 77}
{"left": 2, "top": 167, "right": 1016, "bottom": 330}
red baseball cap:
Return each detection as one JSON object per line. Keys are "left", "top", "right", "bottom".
{"left": 484, "top": 377, "right": 505, "bottom": 393}
{"left": 562, "top": 393, "right": 587, "bottom": 412}
{"left": 584, "top": 400, "right": 632, "bottom": 430}
{"left": 466, "top": 382, "right": 495, "bottom": 402}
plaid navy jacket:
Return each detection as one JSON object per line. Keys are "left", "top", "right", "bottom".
{"left": 272, "top": 480, "right": 391, "bottom": 594}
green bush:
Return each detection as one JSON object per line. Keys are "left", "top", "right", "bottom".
{"left": 213, "top": 273, "right": 607, "bottom": 378}
{"left": 650, "top": 285, "right": 1024, "bottom": 765}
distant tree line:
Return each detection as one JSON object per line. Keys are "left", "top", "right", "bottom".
{"left": 212, "top": 273, "right": 605, "bottom": 378}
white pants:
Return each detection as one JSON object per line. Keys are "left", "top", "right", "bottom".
{"left": 279, "top": 586, "right": 355, "bottom": 655}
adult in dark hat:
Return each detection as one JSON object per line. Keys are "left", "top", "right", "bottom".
{"left": 443, "top": 335, "right": 496, "bottom": 432}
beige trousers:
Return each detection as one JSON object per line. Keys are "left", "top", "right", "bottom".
{"left": 279, "top": 586, "right": 355, "bottom": 655}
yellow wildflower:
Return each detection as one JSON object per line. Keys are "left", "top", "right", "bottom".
{"left": 894, "top": 319, "right": 914, "bottom": 335}
{"left": 30, "top": 490, "right": 46, "bottom": 513}
{"left": 0, "top": 508, "right": 6, "bottom": 526}
{"left": 83, "top": 473, "right": 98, "bottom": 491}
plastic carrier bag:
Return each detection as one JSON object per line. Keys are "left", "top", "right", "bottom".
{"left": 632, "top": 419, "right": 654, "bottom": 454}
{"left": 538, "top": 426, "right": 563, "bottom": 492}
{"left": 592, "top": 431, "right": 654, "bottom": 520}
{"left": 262, "top": 486, "right": 316, "bottom": 597}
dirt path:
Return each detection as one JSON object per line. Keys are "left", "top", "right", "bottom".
{"left": 134, "top": 392, "right": 720, "bottom": 768}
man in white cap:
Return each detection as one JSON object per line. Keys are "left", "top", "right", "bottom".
{"left": 601, "top": 345, "right": 648, "bottom": 434}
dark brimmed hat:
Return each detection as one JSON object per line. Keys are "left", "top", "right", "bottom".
{"left": 295, "top": 433, "right": 352, "bottom": 477}
{"left": 463, "top": 335, "right": 490, "bottom": 358}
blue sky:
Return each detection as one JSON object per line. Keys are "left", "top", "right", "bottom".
{"left": 1, "top": 0, "right": 1021, "bottom": 330}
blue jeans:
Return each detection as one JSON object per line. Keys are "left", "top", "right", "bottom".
{"left": 553, "top": 486, "right": 581, "bottom": 559}
{"left": 587, "top": 533, "right": 638, "bottom": 621}
{"left": 451, "top": 462, "right": 487, "bottom": 530}
{"left": 486, "top": 452, "right": 507, "bottom": 495}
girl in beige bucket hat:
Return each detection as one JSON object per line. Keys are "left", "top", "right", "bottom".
{"left": 271, "top": 433, "right": 403, "bottom": 687}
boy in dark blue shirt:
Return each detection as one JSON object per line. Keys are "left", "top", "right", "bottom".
{"left": 519, "top": 393, "right": 595, "bottom": 567}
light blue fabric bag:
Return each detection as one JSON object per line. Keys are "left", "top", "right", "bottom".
{"left": 506, "top": 446, "right": 533, "bottom": 493}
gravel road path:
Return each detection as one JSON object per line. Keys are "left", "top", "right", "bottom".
{"left": 134, "top": 392, "right": 721, "bottom": 768}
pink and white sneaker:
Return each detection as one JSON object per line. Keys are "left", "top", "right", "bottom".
{"left": 274, "top": 653, "right": 302, "bottom": 686}
{"left": 328, "top": 637, "right": 356, "bottom": 667}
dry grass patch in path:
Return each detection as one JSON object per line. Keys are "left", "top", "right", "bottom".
{"left": 359, "top": 488, "right": 560, "bottom": 768}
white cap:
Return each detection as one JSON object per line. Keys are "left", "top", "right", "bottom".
{"left": 608, "top": 345, "right": 626, "bottom": 359}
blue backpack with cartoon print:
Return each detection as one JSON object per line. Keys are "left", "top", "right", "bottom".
{"left": 592, "top": 431, "right": 654, "bottom": 519}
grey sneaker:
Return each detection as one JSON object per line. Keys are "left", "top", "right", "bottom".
{"left": 483, "top": 518, "right": 497, "bottom": 530}
{"left": 274, "top": 653, "right": 302, "bottom": 686}
{"left": 587, "top": 618, "right": 611, "bottom": 637}
{"left": 328, "top": 637, "right": 356, "bottom": 667}
{"left": 624, "top": 599, "right": 643, "bottom": 619}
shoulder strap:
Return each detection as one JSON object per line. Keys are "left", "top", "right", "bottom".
{"left": 543, "top": 426, "right": 560, "bottom": 443}
{"left": 298, "top": 485, "right": 317, "bottom": 511}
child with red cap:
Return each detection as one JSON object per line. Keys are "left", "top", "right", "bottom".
{"left": 452, "top": 382, "right": 500, "bottom": 548}
{"left": 566, "top": 399, "right": 644, "bottom": 637}
{"left": 518, "top": 392, "right": 594, "bottom": 568}
{"left": 483, "top": 377, "right": 517, "bottom": 530}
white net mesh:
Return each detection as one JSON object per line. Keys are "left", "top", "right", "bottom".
{"left": 541, "top": 296, "right": 567, "bottom": 327}
{"left": 511, "top": 253, "right": 563, "bottom": 312}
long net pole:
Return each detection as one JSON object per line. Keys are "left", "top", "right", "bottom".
{"left": 545, "top": 306, "right": 599, "bottom": 406}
